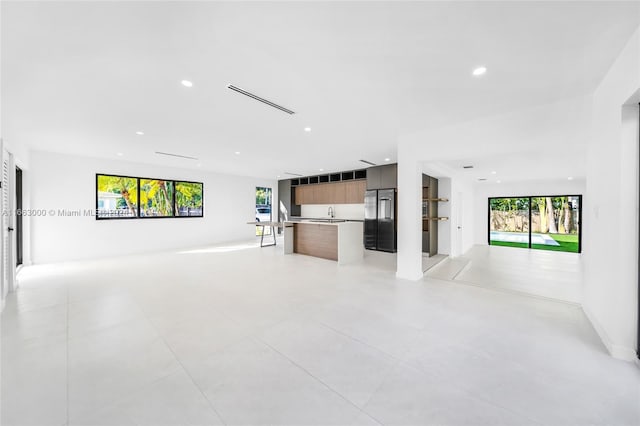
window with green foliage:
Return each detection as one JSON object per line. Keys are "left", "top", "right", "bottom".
{"left": 255, "top": 187, "right": 272, "bottom": 236}
{"left": 96, "top": 174, "right": 203, "bottom": 219}
{"left": 96, "top": 174, "right": 139, "bottom": 218}
{"left": 175, "top": 182, "right": 203, "bottom": 217}
{"left": 489, "top": 195, "right": 581, "bottom": 253}
{"left": 140, "top": 179, "right": 174, "bottom": 217}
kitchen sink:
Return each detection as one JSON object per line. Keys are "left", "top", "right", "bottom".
{"left": 306, "top": 218, "right": 346, "bottom": 223}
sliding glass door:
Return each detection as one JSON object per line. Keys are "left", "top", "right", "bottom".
{"left": 489, "top": 197, "right": 530, "bottom": 248}
{"left": 489, "top": 195, "right": 581, "bottom": 253}
{"left": 530, "top": 196, "right": 580, "bottom": 252}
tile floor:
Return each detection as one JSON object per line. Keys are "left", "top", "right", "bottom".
{"left": 449, "top": 245, "right": 583, "bottom": 303}
{"left": 1, "top": 241, "right": 639, "bottom": 425}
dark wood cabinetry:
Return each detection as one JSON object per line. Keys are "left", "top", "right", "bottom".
{"left": 366, "top": 164, "right": 397, "bottom": 190}
{"left": 279, "top": 167, "right": 370, "bottom": 212}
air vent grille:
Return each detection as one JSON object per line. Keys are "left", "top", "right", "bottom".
{"left": 227, "top": 84, "right": 295, "bottom": 115}
{"left": 359, "top": 159, "right": 377, "bottom": 166}
{"left": 155, "top": 151, "right": 198, "bottom": 160}
{"left": 463, "top": 165, "right": 474, "bottom": 169}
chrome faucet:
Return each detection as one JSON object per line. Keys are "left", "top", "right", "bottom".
{"left": 328, "top": 206, "right": 334, "bottom": 218}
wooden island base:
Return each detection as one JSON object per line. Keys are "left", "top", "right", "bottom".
{"left": 293, "top": 223, "right": 338, "bottom": 261}
{"left": 284, "top": 221, "right": 363, "bottom": 265}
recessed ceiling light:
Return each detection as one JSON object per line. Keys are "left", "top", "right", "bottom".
{"left": 277, "top": 175, "right": 281, "bottom": 178}
{"left": 472, "top": 66, "right": 487, "bottom": 76}
{"left": 496, "top": 180, "right": 501, "bottom": 183}
{"left": 384, "top": 158, "right": 390, "bottom": 162}
{"left": 181, "top": 80, "right": 193, "bottom": 87}
{"left": 491, "top": 171, "right": 496, "bottom": 175}
{"left": 234, "top": 151, "right": 240, "bottom": 155}
{"left": 304, "top": 127, "right": 311, "bottom": 132}
{"left": 116, "top": 152, "right": 123, "bottom": 156}
{"left": 319, "top": 168, "right": 324, "bottom": 171}
{"left": 135, "top": 131, "right": 144, "bottom": 135}
{"left": 568, "top": 176, "right": 574, "bottom": 180}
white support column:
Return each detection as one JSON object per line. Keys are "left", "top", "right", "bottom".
{"left": 396, "top": 154, "right": 423, "bottom": 280}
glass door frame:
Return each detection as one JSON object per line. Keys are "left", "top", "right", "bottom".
{"left": 487, "top": 194, "right": 582, "bottom": 253}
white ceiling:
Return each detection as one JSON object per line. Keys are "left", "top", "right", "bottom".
{"left": 3, "top": 1, "right": 639, "bottom": 179}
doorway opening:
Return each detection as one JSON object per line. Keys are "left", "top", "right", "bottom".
{"left": 255, "top": 187, "right": 272, "bottom": 236}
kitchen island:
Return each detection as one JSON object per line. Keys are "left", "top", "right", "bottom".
{"left": 283, "top": 220, "right": 363, "bottom": 265}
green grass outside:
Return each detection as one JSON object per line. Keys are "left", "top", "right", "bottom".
{"left": 490, "top": 241, "right": 529, "bottom": 249}
{"left": 490, "top": 233, "right": 579, "bottom": 253}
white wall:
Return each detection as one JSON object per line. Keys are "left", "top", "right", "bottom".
{"left": 29, "top": 150, "right": 276, "bottom": 263}
{"left": 300, "top": 204, "right": 365, "bottom": 220}
{"left": 396, "top": 156, "right": 423, "bottom": 280}
{"left": 397, "top": 96, "right": 592, "bottom": 279}
{"left": 396, "top": 27, "right": 640, "bottom": 359}
{"left": 583, "top": 27, "right": 640, "bottom": 361}
{"left": 473, "top": 179, "right": 587, "bottom": 246}
{"left": 437, "top": 178, "right": 452, "bottom": 255}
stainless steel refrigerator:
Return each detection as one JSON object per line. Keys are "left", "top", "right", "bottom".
{"left": 364, "top": 189, "right": 396, "bottom": 252}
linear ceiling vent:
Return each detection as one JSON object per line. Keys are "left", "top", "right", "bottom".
{"left": 284, "top": 172, "right": 303, "bottom": 177}
{"left": 155, "top": 151, "right": 199, "bottom": 160}
{"left": 359, "top": 159, "right": 377, "bottom": 166}
{"left": 463, "top": 165, "right": 474, "bottom": 169}
{"left": 478, "top": 178, "right": 487, "bottom": 181}
{"left": 227, "top": 84, "right": 295, "bottom": 115}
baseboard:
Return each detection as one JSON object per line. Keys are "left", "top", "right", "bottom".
{"left": 582, "top": 306, "right": 638, "bottom": 362}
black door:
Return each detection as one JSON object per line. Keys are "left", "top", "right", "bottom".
{"left": 15, "top": 167, "right": 22, "bottom": 266}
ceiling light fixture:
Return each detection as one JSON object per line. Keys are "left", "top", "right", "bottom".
{"left": 384, "top": 158, "right": 390, "bottom": 162}
{"left": 234, "top": 151, "right": 241, "bottom": 155}
{"left": 319, "top": 168, "right": 324, "bottom": 171}
{"left": 304, "top": 127, "right": 311, "bottom": 132}
{"left": 491, "top": 171, "right": 497, "bottom": 174}
{"left": 472, "top": 66, "right": 487, "bottom": 76}
{"left": 181, "top": 80, "right": 193, "bottom": 87}
{"left": 135, "top": 131, "right": 144, "bottom": 135}
{"left": 568, "top": 176, "right": 574, "bottom": 180}
{"left": 116, "top": 152, "right": 123, "bottom": 156}
{"left": 497, "top": 180, "right": 501, "bottom": 183}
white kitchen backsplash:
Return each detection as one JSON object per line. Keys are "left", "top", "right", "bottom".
{"left": 301, "top": 204, "right": 365, "bottom": 220}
